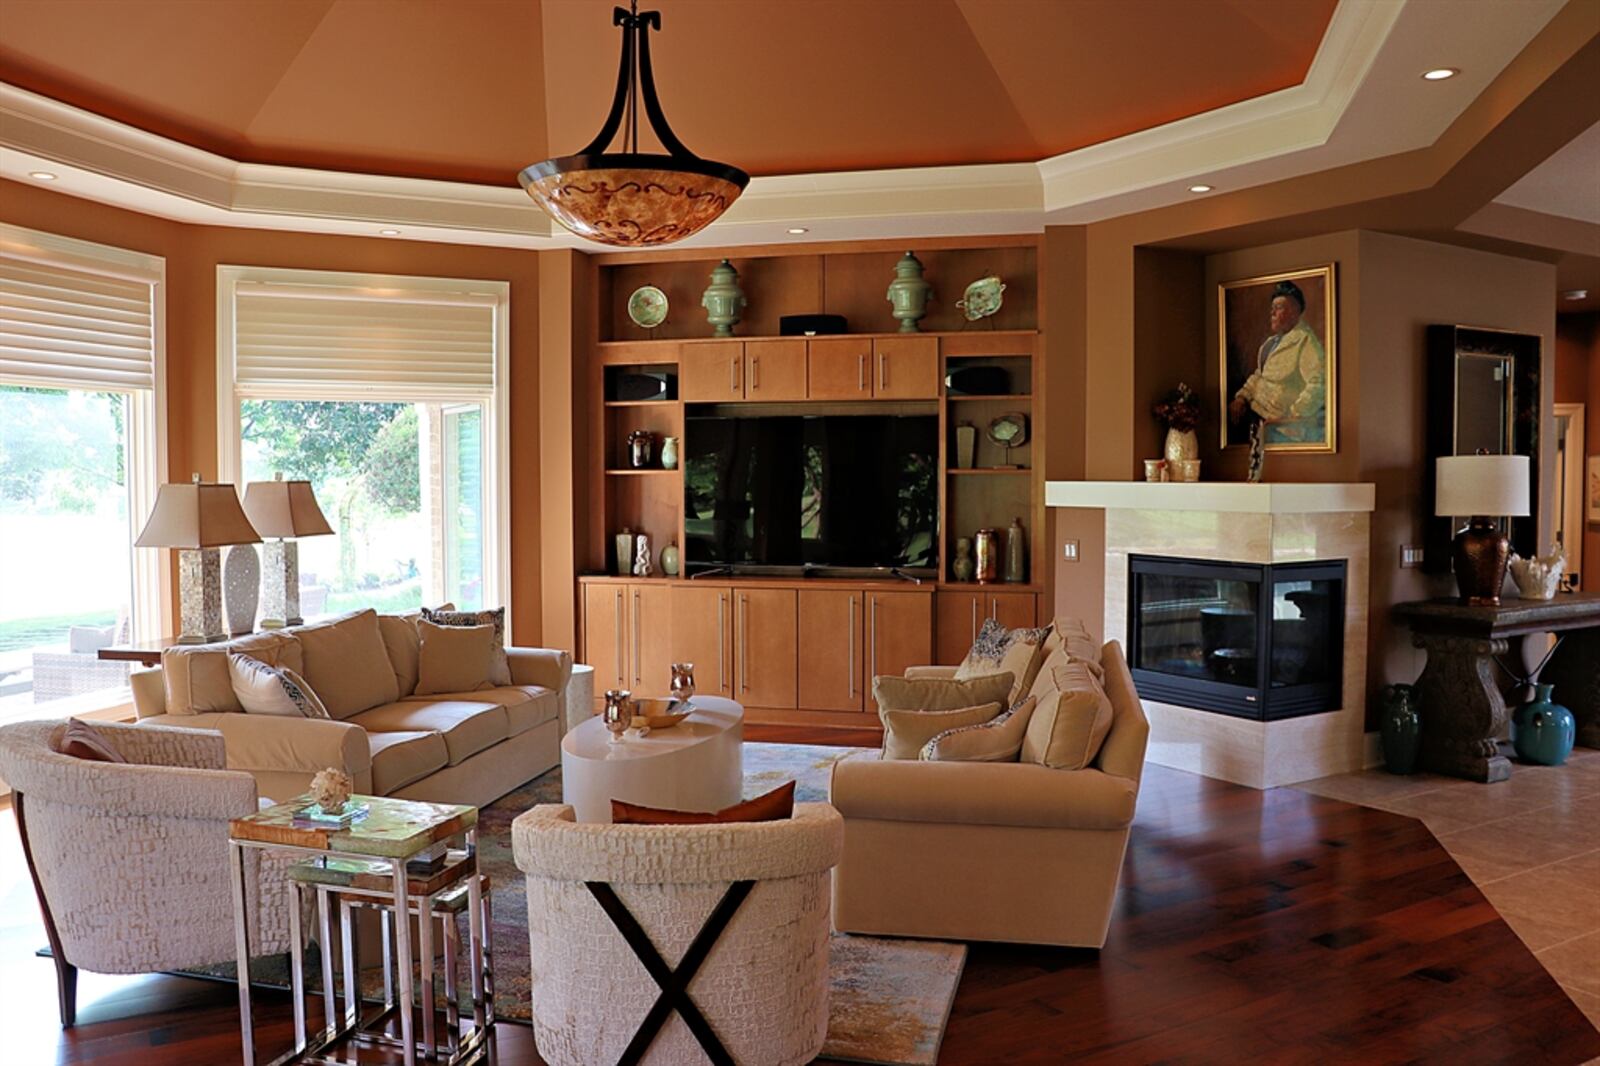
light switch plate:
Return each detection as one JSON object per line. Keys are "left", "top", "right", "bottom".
{"left": 1063, "top": 540, "right": 1080, "bottom": 562}
{"left": 1400, "top": 545, "right": 1424, "bottom": 569}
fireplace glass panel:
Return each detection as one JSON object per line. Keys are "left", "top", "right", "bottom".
{"left": 1271, "top": 577, "right": 1339, "bottom": 688}
{"left": 1134, "top": 572, "right": 1261, "bottom": 686}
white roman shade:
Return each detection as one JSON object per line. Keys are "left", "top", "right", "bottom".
{"left": 0, "top": 251, "right": 157, "bottom": 391}
{"left": 231, "top": 280, "right": 498, "bottom": 400}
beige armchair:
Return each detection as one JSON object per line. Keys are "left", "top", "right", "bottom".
{"left": 830, "top": 640, "right": 1149, "bottom": 948}
{"left": 0, "top": 720, "right": 299, "bottom": 1026}
{"left": 512, "top": 802, "right": 843, "bottom": 1066}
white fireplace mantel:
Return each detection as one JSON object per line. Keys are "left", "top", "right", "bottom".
{"left": 1045, "top": 481, "right": 1375, "bottom": 514}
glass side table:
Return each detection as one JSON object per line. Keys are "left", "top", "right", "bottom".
{"left": 228, "top": 795, "right": 480, "bottom": 1066}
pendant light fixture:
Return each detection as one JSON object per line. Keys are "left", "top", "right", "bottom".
{"left": 519, "top": 1, "right": 749, "bottom": 247}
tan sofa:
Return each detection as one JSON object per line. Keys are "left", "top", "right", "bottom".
{"left": 130, "top": 608, "right": 572, "bottom": 808}
{"left": 829, "top": 640, "right": 1149, "bottom": 948}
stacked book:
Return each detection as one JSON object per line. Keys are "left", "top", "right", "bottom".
{"left": 292, "top": 801, "right": 371, "bottom": 829}
{"left": 407, "top": 841, "right": 450, "bottom": 876}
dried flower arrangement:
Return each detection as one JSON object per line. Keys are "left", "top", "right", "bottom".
{"left": 1152, "top": 383, "right": 1200, "bottom": 432}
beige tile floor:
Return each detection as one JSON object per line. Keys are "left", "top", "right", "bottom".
{"left": 1296, "top": 746, "right": 1600, "bottom": 1032}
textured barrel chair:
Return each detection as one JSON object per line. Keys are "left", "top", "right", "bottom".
{"left": 0, "top": 719, "right": 299, "bottom": 1026}
{"left": 512, "top": 802, "right": 843, "bottom": 1066}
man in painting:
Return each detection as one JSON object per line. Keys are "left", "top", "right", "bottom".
{"left": 1228, "top": 280, "right": 1326, "bottom": 444}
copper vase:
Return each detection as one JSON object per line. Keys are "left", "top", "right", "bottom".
{"left": 974, "top": 528, "right": 1000, "bottom": 584}
{"left": 1452, "top": 517, "right": 1509, "bottom": 606}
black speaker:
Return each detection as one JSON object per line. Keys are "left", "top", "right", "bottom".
{"left": 944, "top": 366, "right": 1011, "bottom": 396}
{"left": 780, "top": 313, "right": 848, "bottom": 336}
{"left": 614, "top": 371, "right": 670, "bottom": 402}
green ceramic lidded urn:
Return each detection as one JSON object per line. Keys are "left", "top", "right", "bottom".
{"left": 886, "top": 251, "right": 933, "bottom": 332}
{"left": 1379, "top": 683, "right": 1421, "bottom": 775}
{"left": 1513, "top": 684, "right": 1575, "bottom": 766}
{"left": 701, "top": 259, "right": 746, "bottom": 337}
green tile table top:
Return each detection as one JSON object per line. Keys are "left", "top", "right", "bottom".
{"left": 230, "top": 794, "right": 477, "bottom": 859}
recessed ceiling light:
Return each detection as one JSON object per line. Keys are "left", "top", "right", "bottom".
{"left": 28, "top": 171, "right": 57, "bottom": 181}
{"left": 378, "top": 228, "right": 402, "bottom": 236}
{"left": 1563, "top": 289, "right": 1590, "bottom": 301}
{"left": 1421, "top": 68, "right": 1458, "bottom": 81}
{"left": 1188, "top": 184, "right": 1213, "bottom": 194}
{"left": 787, "top": 227, "right": 808, "bottom": 234}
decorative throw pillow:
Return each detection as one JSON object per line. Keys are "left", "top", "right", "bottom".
{"left": 1021, "top": 659, "right": 1115, "bottom": 770}
{"left": 612, "top": 781, "right": 795, "bottom": 825}
{"left": 228, "top": 653, "right": 331, "bottom": 718}
{"left": 872, "top": 671, "right": 1014, "bottom": 716}
{"left": 422, "top": 606, "right": 511, "bottom": 686}
{"left": 415, "top": 619, "right": 498, "bottom": 696}
{"left": 48, "top": 718, "right": 127, "bottom": 763}
{"left": 921, "top": 695, "right": 1039, "bottom": 762}
{"left": 954, "top": 618, "right": 1051, "bottom": 703}
{"left": 1040, "top": 615, "right": 1104, "bottom": 682}
{"left": 377, "top": 603, "right": 456, "bottom": 698}
{"left": 882, "top": 701, "right": 1003, "bottom": 760}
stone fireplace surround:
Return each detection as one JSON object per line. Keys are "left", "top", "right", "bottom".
{"left": 1047, "top": 482, "right": 1375, "bottom": 789}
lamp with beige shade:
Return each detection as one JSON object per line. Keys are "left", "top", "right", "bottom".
{"left": 242, "top": 474, "right": 333, "bottom": 628}
{"left": 1436, "top": 454, "right": 1530, "bottom": 606}
{"left": 134, "top": 475, "right": 261, "bottom": 643}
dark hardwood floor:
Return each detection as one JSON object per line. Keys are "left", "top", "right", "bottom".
{"left": 2, "top": 730, "right": 1596, "bottom": 1065}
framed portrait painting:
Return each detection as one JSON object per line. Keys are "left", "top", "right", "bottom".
{"left": 1218, "top": 264, "right": 1337, "bottom": 452}
{"left": 1589, "top": 454, "right": 1600, "bottom": 524}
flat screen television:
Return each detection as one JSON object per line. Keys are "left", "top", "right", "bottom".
{"left": 684, "top": 412, "right": 938, "bottom": 574}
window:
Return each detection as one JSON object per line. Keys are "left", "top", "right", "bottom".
{"left": 0, "top": 224, "right": 165, "bottom": 719}
{"left": 218, "top": 267, "right": 507, "bottom": 625}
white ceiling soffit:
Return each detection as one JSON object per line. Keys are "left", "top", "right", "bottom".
{"left": 1492, "top": 120, "right": 1600, "bottom": 225}
{"left": 0, "top": 0, "right": 1566, "bottom": 250}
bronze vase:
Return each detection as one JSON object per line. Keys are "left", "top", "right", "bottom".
{"left": 1452, "top": 517, "right": 1509, "bottom": 606}
{"left": 974, "top": 528, "right": 1000, "bottom": 584}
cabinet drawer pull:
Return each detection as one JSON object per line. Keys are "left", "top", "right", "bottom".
{"left": 614, "top": 589, "right": 624, "bottom": 686}
{"left": 730, "top": 357, "right": 740, "bottom": 393}
{"left": 751, "top": 355, "right": 759, "bottom": 390}
{"left": 718, "top": 594, "right": 727, "bottom": 693}
{"left": 870, "top": 597, "right": 879, "bottom": 679}
{"left": 848, "top": 595, "right": 857, "bottom": 699}
{"left": 740, "top": 594, "right": 750, "bottom": 692}
{"left": 633, "top": 589, "right": 642, "bottom": 685}
{"left": 971, "top": 598, "right": 978, "bottom": 641}
{"left": 879, "top": 353, "right": 887, "bottom": 390}
{"left": 858, "top": 353, "right": 866, "bottom": 392}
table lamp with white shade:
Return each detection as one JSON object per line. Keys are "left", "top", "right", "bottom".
{"left": 242, "top": 474, "right": 334, "bottom": 628}
{"left": 134, "top": 475, "right": 261, "bottom": 643}
{"left": 1435, "top": 454, "right": 1530, "bottom": 606}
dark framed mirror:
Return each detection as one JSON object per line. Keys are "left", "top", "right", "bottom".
{"left": 1424, "top": 324, "right": 1542, "bottom": 572}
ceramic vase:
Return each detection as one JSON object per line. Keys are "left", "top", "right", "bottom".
{"left": 955, "top": 423, "right": 977, "bottom": 469}
{"left": 660, "top": 540, "right": 680, "bottom": 577}
{"left": 1005, "top": 517, "right": 1027, "bottom": 583}
{"left": 886, "top": 251, "right": 933, "bottom": 333}
{"left": 627, "top": 430, "right": 654, "bottom": 468}
{"left": 1513, "top": 683, "right": 1575, "bottom": 766}
{"left": 614, "top": 529, "right": 634, "bottom": 576}
{"left": 633, "top": 532, "right": 653, "bottom": 577}
{"left": 952, "top": 537, "right": 975, "bottom": 582}
{"left": 1379, "top": 683, "right": 1421, "bottom": 774}
{"left": 701, "top": 259, "right": 746, "bottom": 337}
{"left": 1164, "top": 427, "right": 1198, "bottom": 463}
{"left": 660, "top": 436, "right": 679, "bottom": 470}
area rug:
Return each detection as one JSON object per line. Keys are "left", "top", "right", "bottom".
{"left": 162, "top": 742, "right": 965, "bottom": 1065}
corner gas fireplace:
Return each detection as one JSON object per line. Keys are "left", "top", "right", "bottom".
{"left": 1128, "top": 555, "right": 1345, "bottom": 722}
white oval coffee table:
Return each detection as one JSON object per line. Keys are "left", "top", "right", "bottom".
{"left": 560, "top": 695, "right": 744, "bottom": 823}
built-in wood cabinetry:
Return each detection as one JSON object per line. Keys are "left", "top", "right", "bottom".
{"left": 679, "top": 341, "right": 743, "bottom": 402}
{"left": 584, "top": 581, "right": 673, "bottom": 693}
{"left": 744, "top": 339, "right": 808, "bottom": 401}
{"left": 680, "top": 335, "right": 935, "bottom": 403}
{"left": 797, "top": 588, "right": 864, "bottom": 711}
{"left": 871, "top": 336, "right": 939, "bottom": 399}
{"left": 934, "top": 588, "right": 1040, "bottom": 666}
{"left": 864, "top": 591, "right": 934, "bottom": 679}
{"left": 732, "top": 588, "right": 799, "bottom": 707}
{"left": 804, "top": 337, "right": 873, "bottom": 400}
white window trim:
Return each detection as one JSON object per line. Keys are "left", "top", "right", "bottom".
{"left": 0, "top": 222, "right": 169, "bottom": 649}
{"left": 215, "top": 266, "right": 511, "bottom": 621}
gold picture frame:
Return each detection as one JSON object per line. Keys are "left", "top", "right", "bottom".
{"left": 1218, "top": 263, "right": 1337, "bottom": 453}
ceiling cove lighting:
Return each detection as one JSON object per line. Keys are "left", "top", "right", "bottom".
{"left": 787, "top": 227, "right": 809, "bottom": 235}
{"left": 1188, "top": 184, "right": 1214, "bottom": 193}
{"left": 28, "top": 171, "right": 57, "bottom": 180}
{"left": 518, "top": 0, "right": 748, "bottom": 248}
{"left": 378, "top": 229, "right": 402, "bottom": 236}
{"left": 1421, "top": 68, "right": 1459, "bottom": 81}
{"left": 1564, "top": 289, "right": 1590, "bottom": 301}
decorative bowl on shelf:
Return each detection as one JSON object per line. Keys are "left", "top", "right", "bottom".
{"left": 628, "top": 286, "right": 669, "bottom": 329}
{"left": 956, "top": 275, "right": 1005, "bottom": 321}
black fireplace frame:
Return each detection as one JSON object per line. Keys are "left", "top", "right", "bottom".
{"left": 1127, "top": 554, "right": 1346, "bottom": 722}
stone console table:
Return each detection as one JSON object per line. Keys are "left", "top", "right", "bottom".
{"left": 1392, "top": 593, "right": 1600, "bottom": 782}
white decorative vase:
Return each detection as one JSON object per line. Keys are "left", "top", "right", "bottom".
{"left": 1164, "top": 428, "right": 1198, "bottom": 463}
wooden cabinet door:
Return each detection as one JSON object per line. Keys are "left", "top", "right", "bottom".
{"left": 935, "top": 589, "right": 985, "bottom": 666}
{"left": 872, "top": 336, "right": 939, "bottom": 399}
{"left": 669, "top": 585, "right": 734, "bottom": 698}
{"left": 797, "top": 588, "right": 864, "bottom": 712}
{"left": 680, "top": 341, "right": 744, "bottom": 402}
{"left": 866, "top": 591, "right": 933, "bottom": 681}
{"left": 583, "top": 583, "right": 629, "bottom": 692}
{"left": 987, "top": 591, "right": 1038, "bottom": 631}
{"left": 805, "top": 337, "right": 873, "bottom": 400}
{"left": 744, "top": 339, "right": 807, "bottom": 402}
{"left": 628, "top": 584, "right": 674, "bottom": 695}
{"left": 733, "top": 588, "right": 798, "bottom": 708}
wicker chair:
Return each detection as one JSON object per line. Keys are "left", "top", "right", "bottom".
{"left": 0, "top": 719, "right": 299, "bottom": 1026}
{"left": 512, "top": 802, "right": 843, "bottom": 1066}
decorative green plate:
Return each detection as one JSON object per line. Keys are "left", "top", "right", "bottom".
{"left": 956, "top": 275, "right": 1006, "bottom": 321}
{"left": 628, "top": 285, "right": 669, "bottom": 329}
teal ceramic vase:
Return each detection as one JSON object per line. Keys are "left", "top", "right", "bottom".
{"left": 701, "top": 259, "right": 746, "bottom": 337}
{"left": 1513, "top": 684, "right": 1575, "bottom": 766}
{"left": 886, "top": 251, "right": 933, "bottom": 332}
{"left": 1379, "top": 683, "right": 1422, "bottom": 775}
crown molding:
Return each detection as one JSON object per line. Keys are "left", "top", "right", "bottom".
{"left": 0, "top": 0, "right": 1564, "bottom": 249}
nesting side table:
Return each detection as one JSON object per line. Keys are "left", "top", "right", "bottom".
{"left": 228, "top": 795, "right": 482, "bottom": 1066}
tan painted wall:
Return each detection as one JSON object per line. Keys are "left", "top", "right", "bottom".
{"left": 0, "top": 178, "right": 547, "bottom": 646}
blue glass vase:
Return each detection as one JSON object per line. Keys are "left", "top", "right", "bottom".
{"left": 1513, "top": 684, "right": 1575, "bottom": 766}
